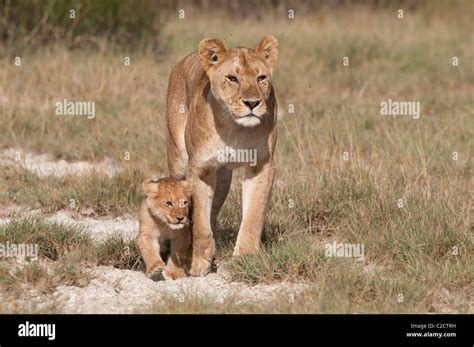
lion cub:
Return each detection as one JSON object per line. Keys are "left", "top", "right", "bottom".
{"left": 137, "top": 177, "right": 192, "bottom": 281}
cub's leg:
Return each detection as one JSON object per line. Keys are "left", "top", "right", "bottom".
{"left": 137, "top": 203, "right": 166, "bottom": 280}
{"left": 164, "top": 228, "right": 191, "bottom": 280}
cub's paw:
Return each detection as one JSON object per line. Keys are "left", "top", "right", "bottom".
{"left": 189, "top": 257, "right": 211, "bottom": 277}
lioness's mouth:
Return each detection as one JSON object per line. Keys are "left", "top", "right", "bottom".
{"left": 233, "top": 112, "right": 263, "bottom": 127}
{"left": 238, "top": 113, "right": 259, "bottom": 118}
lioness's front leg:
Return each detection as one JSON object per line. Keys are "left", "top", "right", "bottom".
{"left": 189, "top": 171, "right": 216, "bottom": 276}
{"left": 234, "top": 162, "right": 275, "bottom": 256}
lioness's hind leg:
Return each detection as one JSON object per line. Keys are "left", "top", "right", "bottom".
{"left": 166, "top": 68, "right": 189, "bottom": 178}
{"left": 211, "top": 167, "right": 232, "bottom": 232}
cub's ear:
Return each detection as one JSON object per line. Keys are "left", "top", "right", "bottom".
{"left": 256, "top": 35, "right": 278, "bottom": 69}
{"left": 142, "top": 177, "right": 160, "bottom": 195}
{"left": 198, "top": 38, "right": 227, "bottom": 72}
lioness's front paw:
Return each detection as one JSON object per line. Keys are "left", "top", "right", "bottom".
{"left": 163, "top": 267, "right": 186, "bottom": 280}
{"left": 189, "top": 257, "right": 211, "bottom": 277}
{"left": 146, "top": 262, "right": 165, "bottom": 281}
{"left": 232, "top": 244, "right": 259, "bottom": 257}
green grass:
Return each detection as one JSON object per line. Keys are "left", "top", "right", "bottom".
{"left": 0, "top": 216, "right": 94, "bottom": 261}
{"left": 96, "top": 234, "right": 142, "bottom": 270}
{"left": 0, "top": 217, "right": 143, "bottom": 269}
{"left": 228, "top": 237, "right": 325, "bottom": 284}
{"left": 0, "top": 0, "right": 171, "bottom": 54}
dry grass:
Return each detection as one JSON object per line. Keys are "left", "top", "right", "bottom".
{"left": 0, "top": 5, "right": 472, "bottom": 313}
{"left": 0, "top": 164, "right": 144, "bottom": 215}
{"left": 0, "top": 217, "right": 143, "bottom": 309}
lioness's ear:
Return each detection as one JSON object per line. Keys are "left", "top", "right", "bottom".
{"left": 256, "top": 35, "right": 278, "bottom": 69}
{"left": 199, "top": 38, "right": 227, "bottom": 72}
{"left": 142, "top": 177, "right": 160, "bottom": 195}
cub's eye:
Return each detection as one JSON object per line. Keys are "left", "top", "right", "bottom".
{"left": 165, "top": 201, "right": 173, "bottom": 207}
{"left": 257, "top": 75, "right": 267, "bottom": 83}
{"left": 226, "top": 75, "right": 239, "bottom": 84}
{"left": 182, "top": 200, "right": 188, "bottom": 205}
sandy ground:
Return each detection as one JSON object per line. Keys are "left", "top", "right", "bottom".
{"left": 1, "top": 148, "right": 118, "bottom": 177}
{"left": 1, "top": 259, "right": 306, "bottom": 313}
{"left": 1, "top": 207, "right": 306, "bottom": 313}
{"left": 54, "top": 266, "right": 306, "bottom": 313}
{"left": 0, "top": 149, "right": 307, "bottom": 313}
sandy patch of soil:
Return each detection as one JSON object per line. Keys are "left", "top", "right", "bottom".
{"left": 1, "top": 148, "right": 118, "bottom": 177}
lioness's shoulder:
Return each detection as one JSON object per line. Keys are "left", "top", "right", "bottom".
{"left": 169, "top": 52, "right": 206, "bottom": 83}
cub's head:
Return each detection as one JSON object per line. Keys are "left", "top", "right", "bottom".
{"left": 198, "top": 35, "right": 278, "bottom": 127}
{"left": 143, "top": 177, "right": 191, "bottom": 230}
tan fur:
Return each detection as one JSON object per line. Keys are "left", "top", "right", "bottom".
{"left": 136, "top": 177, "right": 192, "bottom": 280}
{"left": 165, "top": 36, "right": 278, "bottom": 276}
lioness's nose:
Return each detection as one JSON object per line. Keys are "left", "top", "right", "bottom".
{"left": 243, "top": 99, "right": 261, "bottom": 110}
{"left": 176, "top": 216, "right": 184, "bottom": 222}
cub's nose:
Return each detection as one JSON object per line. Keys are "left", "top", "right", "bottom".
{"left": 243, "top": 99, "right": 261, "bottom": 110}
{"left": 176, "top": 216, "right": 185, "bottom": 222}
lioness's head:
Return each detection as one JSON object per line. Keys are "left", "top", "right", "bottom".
{"left": 198, "top": 35, "right": 278, "bottom": 127}
{"left": 143, "top": 177, "right": 191, "bottom": 230}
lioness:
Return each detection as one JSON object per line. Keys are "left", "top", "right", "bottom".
{"left": 136, "top": 177, "right": 191, "bottom": 280}
{"left": 165, "top": 36, "right": 278, "bottom": 276}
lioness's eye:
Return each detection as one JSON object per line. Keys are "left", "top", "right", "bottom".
{"left": 165, "top": 201, "right": 173, "bottom": 207}
{"left": 182, "top": 200, "right": 188, "bottom": 205}
{"left": 226, "top": 75, "right": 239, "bottom": 83}
{"left": 257, "top": 75, "right": 267, "bottom": 83}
